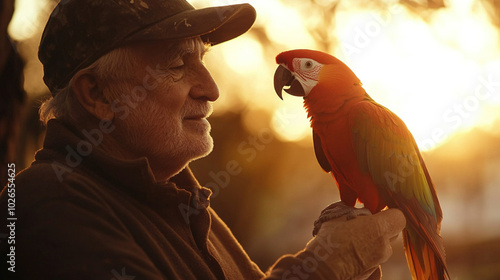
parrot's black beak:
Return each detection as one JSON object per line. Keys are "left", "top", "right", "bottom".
{"left": 274, "top": 65, "right": 305, "bottom": 99}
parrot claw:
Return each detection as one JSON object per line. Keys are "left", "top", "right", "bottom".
{"left": 313, "top": 201, "right": 372, "bottom": 236}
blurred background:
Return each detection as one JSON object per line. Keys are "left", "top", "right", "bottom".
{"left": 2, "top": 0, "right": 500, "bottom": 278}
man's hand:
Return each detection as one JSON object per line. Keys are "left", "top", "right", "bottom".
{"left": 305, "top": 208, "right": 406, "bottom": 280}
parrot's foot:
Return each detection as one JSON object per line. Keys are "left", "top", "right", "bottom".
{"left": 313, "top": 201, "right": 372, "bottom": 236}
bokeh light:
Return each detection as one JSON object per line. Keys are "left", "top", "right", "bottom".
{"left": 199, "top": 0, "right": 500, "bottom": 151}
{"left": 8, "top": 0, "right": 41, "bottom": 41}
{"left": 333, "top": 1, "right": 500, "bottom": 151}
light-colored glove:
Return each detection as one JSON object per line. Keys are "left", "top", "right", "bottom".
{"left": 304, "top": 208, "right": 406, "bottom": 280}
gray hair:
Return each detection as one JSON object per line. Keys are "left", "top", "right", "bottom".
{"left": 39, "top": 47, "right": 139, "bottom": 125}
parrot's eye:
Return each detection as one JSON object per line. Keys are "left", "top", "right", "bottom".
{"left": 304, "top": 60, "right": 313, "bottom": 69}
{"left": 292, "top": 57, "right": 322, "bottom": 82}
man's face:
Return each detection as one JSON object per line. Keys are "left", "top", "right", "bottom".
{"left": 107, "top": 38, "right": 219, "bottom": 179}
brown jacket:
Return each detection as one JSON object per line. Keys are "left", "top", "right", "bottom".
{"left": 0, "top": 120, "right": 327, "bottom": 279}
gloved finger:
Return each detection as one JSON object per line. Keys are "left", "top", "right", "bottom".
{"left": 350, "top": 209, "right": 405, "bottom": 266}
{"left": 372, "top": 208, "right": 406, "bottom": 240}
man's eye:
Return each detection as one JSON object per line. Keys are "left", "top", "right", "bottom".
{"left": 170, "top": 63, "right": 184, "bottom": 70}
{"left": 153, "top": 63, "right": 184, "bottom": 82}
{"left": 169, "top": 58, "right": 185, "bottom": 70}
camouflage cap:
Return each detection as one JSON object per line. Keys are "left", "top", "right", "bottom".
{"left": 39, "top": 0, "right": 256, "bottom": 94}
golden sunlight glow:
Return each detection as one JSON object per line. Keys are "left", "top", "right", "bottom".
{"left": 333, "top": 2, "right": 500, "bottom": 151}
{"left": 264, "top": 2, "right": 316, "bottom": 48}
{"left": 271, "top": 98, "right": 310, "bottom": 143}
{"left": 9, "top": 0, "right": 500, "bottom": 152}
{"left": 205, "top": 0, "right": 500, "bottom": 151}
{"left": 223, "top": 37, "right": 264, "bottom": 75}
{"left": 203, "top": 0, "right": 500, "bottom": 150}
{"left": 8, "top": 0, "right": 48, "bottom": 41}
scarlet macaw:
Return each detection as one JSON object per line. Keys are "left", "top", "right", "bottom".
{"left": 273, "top": 49, "right": 448, "bottom": 280}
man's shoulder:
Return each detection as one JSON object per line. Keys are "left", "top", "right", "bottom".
{"left": 14, "top": 159, "right": 85, "bottom": 190}
{"left": 16, "top": 160, "right": 67, "bottom": 185}
{"left": 0, "top": 159, "right": 105, "bottom": 214}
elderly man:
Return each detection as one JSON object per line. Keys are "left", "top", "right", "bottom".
{"left": 0, "top": 0, "right": 405, "bottom": 279}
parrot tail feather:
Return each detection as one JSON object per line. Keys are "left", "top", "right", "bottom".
{"left": 403, "top": 228, "right": 449, "bottom": 280}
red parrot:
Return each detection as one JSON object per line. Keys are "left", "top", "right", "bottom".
{"left": 273, "top": 49, "right": 449, "bottom": 280}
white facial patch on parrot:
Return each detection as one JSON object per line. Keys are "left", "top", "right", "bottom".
{"left": 292, "top": 58, "right": 323, "bottom": 96}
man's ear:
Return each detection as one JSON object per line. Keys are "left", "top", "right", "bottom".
{"left": 71, "top": 71, "right": 114, "bottom": 120}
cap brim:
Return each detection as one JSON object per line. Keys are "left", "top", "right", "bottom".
{"left": 126, "top": 3, "right": 256, "bottom": 45}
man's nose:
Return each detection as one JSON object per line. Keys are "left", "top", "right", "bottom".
{"left": 189, "top": 62, "right": 220, "bottom": 102}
